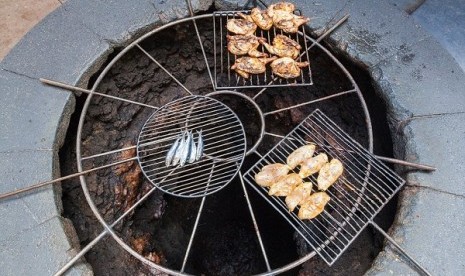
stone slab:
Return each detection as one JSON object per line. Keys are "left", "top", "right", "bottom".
{"left": 413, "top": 0, "right": 465, "bottom": 71}
{"left": 0, "top": 6, "right": 110, "bottom": 85}
{"left": 402, "top": 113, "right": 465, "bottom": 196}
{"left": 370, "top": 35, "right": 465, "bottom": 118}
{"left": 367, "top": 187, "right": 465, "bottom": 275}
{"left": 0, "top": 216, "right": 92, "bottom": 276}
{"left": 62, "top": 0, "right": 213, "bottom": 45}
{"left": 0, "top": 70, "right": 74, "bottom": 152}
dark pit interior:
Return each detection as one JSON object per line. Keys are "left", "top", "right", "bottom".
{"left": 61, "top": 16, "right": 397, "bottom": 275}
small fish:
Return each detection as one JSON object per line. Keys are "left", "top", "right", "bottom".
{"left": 188, "top": 131, "right": 197, "bottom": 163}
{"left": 172, "top": 130, "right": 187, "bottom": 166}
{"left": 179, "top": 130, "right": 192, "bottom": 167}
{"left": 165, "top": 135, "right": 181, "bottom": 167}
{"left": 195, "top": 130, "right": 203, "bottom": 161}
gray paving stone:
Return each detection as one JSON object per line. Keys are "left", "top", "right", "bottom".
{"left": 368, "top": 187, "right": 465, "bottom": 275}
{"left": 370, "top": 35, "right": 465, "bottom": 119}
{"left": 0, "top": 216, "right": 92, "bottom": 276}
{"left": 63, "top": 0, "right": 213, "bottom": 44}
{"left": 0, "top": 70, "right": 74, "bottom": 152}
{"left": 385, "top": 0, "right": 424, "bottom": 14}
{"left": 0, "top": 6, "right": 110, "bottom": 85}
{"left": 413, "top": 0, "right": 465, "bottom": 71}
{"left": 402, "top": 113, "right": 465, "bottom": 196}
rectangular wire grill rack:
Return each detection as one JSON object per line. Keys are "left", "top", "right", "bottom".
{"left": 213, "top": 10, "right": 313, "bottom": 90}
{"left": 243, "top": 109, "right": 406, "bottom": 265}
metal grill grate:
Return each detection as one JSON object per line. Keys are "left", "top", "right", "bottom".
{"left": 137, "top": 95, "right": 246, "bottom": 198}
{"left": 213, "top": 10, "right": 313, "bottom": 89}
{"left": 243, "top": 109, "right": 405, "bottom": 265}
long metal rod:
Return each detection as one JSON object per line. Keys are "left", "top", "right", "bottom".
{"left": 0, "top": 157, "right": 137, "bottom": 201}
{"left": 186, "top": 0, "right": 216, "bottom": 90}
{"left": 40, "top": 78, "right": 158, "bottom": 109}
{"left": 263, "top": 89, "right": 356, "bottom": 116}
{"left": 55, "top": 185, "right": 159, "bottom": 276}
{"left": 81, "top": 145, "right": 137, "bottom": 161}
{"left": 135, "top": 44, "right": 193, "bottom": 96}
{"left": 369, "top": 221, "right": 432, "bottom": 276}
{"left": 239, "top": 172, "right": 271, "bottom": 271}
{"left": 264, "top": 132, "right": 435, "bottom": 171}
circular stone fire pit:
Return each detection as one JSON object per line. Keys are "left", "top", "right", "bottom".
{"left": 1, "top": 0, "right": 465, "bottom": 275}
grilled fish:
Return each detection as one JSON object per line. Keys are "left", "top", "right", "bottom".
{"left": 231, "top": 56, "right": 277, "bottom": 78}
{"left": 227, "top": 18, "right": 257, "bottom": 35}
{"left": 172, "top": 131, "right": 187, "bottom": 166}
{"left": 268, "top": 173, "right": 302, "bottom": 197}
{"left": 285, "top": 181, "right": 313, "bottom": 212}
{"left": 255, "top": 163, "right": 290, "bottom": 187}
{"left": 195, "top": 130, "right": 203, "bottom": 161}
{"left": 299, "top": 153, "right": 328, "bottom": 178}
{"left": 179, "top": 130, "right": 192, "bottom": 166}
{"left": 317, "top": 159, "right": 343, "bottom": 191}
{"left": 166, "top": 135, "right": 182, "bottom": 167}
{"left": 270, "top": 57, "right": 309, "bottom": 79}
{"left": 260, "top": 34, "right": 301, "bottom": 59}
{"left": 227, "top": 35, "right": 267, "bottom": 57}
{"left": 298, "top": 192, "right": 330, "bottom": 220}
{"left": 287, "top": 144, "right": 316, "bottom": 169}
{"left": 188, "top": 131, "right": 197, "bottom": 163}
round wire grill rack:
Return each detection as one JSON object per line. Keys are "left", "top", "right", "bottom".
{"left": 137, "top": 95, "right": 246, "bottom": 197}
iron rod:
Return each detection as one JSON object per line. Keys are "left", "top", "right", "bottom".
{"left": 369, "top": 221, "right": 432, "bottom": 276}
{"left": 0, "top": 157, "right": 137, "bottom": 201}
{"left": 81, "top": 145, "right": 137, "bottom": 161}
{"left": 40, "top": 78, "right": 158, "bottom": 109}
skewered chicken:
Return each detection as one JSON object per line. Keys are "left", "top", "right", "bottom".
{"left": 286, "top": 144, "right": 315, "bottom": 169}
{"left": 298, "top": 192, "right": 330, "bottom": 220}
{"left": 254, "top": 163, "right": 290, "bottom": 187}
{"left": 317, "top": 159, "right": 344, "bottom": 191}
{"left": 238, "top": 9, "right": 273, "bottom": 30}
{"left": 285, "top": 181, "right": 312, "bottom": 212}
{"left": 227, "top": 18, "right": 257, "bottom": 35}
{"left": 270, "top": 57, "right": 309, "bottom": 79}
{"left": 267, "top": 2, "right": 296, "bottom": 18}
{"left": 260, "top": 34, "right": 301, "bottom": 59}
{"left": 227, "top": 35, "right": 267, "bottom": 57}
{"left": 231, "top": 56, "right": 277, "bottom": 78}
{"left": 269, "top": 173, "right": 302, "bottom": 197}
{"left": 299, "top": 153, "right": 328, "bottom": 178}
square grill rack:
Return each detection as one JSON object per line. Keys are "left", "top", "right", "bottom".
{"left": 213, "top": 10, "right": 313, "bottom": 90}
{"left": 243, "top": 109, "right": 406, "bottom": 265}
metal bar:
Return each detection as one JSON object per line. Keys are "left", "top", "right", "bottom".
{"left": 0, "top": 157, "right": 137, "bottom": 201}
{"left": 307, "top": 14, "right": 349, "bottom": 51}
{"left": 136, "top": 44, "right": 193, "bottom": 96}
{"left": 264, "top": 89, "right": 356, "bottom": 116}
{"left": 186, "top": 0, "right": 215, "bottom": 90}
{"left": 239, "top": 172, "right": 271, "bottom": 271}
{"left": 40, "top": 78, "right": 158, "bottom": 109}
{"left": 81, "top": 145, "right": 137, "bottom": 161}
{"left": 369, "top": 221, "right": 432, "bottom": 276}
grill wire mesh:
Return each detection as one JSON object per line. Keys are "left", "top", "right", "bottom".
{"left": 137, "top": 95, "right": 246, "bottom": 198}
{"left": 213, "top": 10, "right": 313, "bottom": 89}
{"left": 243, "top": 109, "right": 405, "bottom": 265}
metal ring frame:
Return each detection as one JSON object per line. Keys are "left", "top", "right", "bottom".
{"left": 71, "top": 12, "right": 375, "bottom": 276}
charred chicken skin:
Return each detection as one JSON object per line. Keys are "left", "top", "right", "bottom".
{"left": 270, "top": 57, "right": 309, "bottom": 79}
{"left": 231, "top": 56, "right": 277, "bottom": 78}
{"left": 227, "top": 35, "right": 267, "bottom": 57}
{"left": 250, "top": 8, "right": 274, "bottom": 30}
{"left": 227, "top": 18, "right": 257, "bottom": 35}
{"left": 260, "top": 34, "right": 301, "bottom": 59}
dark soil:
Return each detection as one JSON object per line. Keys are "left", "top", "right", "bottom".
{"left": 60, "top": 17, "right": 396, "bottom": 276}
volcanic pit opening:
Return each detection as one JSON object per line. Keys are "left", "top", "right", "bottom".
{"left": 60, "top": 16, "right": 398, "bottom": 275}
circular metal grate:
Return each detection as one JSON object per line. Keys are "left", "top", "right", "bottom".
{"left": 137, "top": 95, "right": 246, "bottom": 198}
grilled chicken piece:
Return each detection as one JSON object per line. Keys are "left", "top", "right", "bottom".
{"left": 287, "top": 144, "right": 316, "bottom": 169}
{"left": 270, "top": 57, "right": 309, "bottom": 79}
{"left": 254, "top": 163, "right": 290, "bottom": 187}
{"left": 231, "top": 56, "right": 277, "bottom": 78}
{"left": 285, "top": 182, "right": 313, "bottom": 212}
{"left": 299, "top": 153, "right": 328, "bottom": 178}
{"left": 260, "top": 34, "right": 301, "bottom": 59}
{"left": 267, "top": 2, "right": 296, "bottom": 18}
{"left": 274, "top": 13, "right": 310, "bottom": 33}
{"left": 269, "top": 173, "right": 302, "bottom": 197}
{"left": 227, "top": 35, "right": 267, "bottom": 57}
{"left": 317, "top": 159, "right": 344, "bottom": 191}
{"left": 298, "top": 192, "right": 330, "bottom": 220}
{"left": 227, "top": 18, "right": 257, "bottom": 35}
{"left": 250, "top": 8, "right": 273, "bottom": 30}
